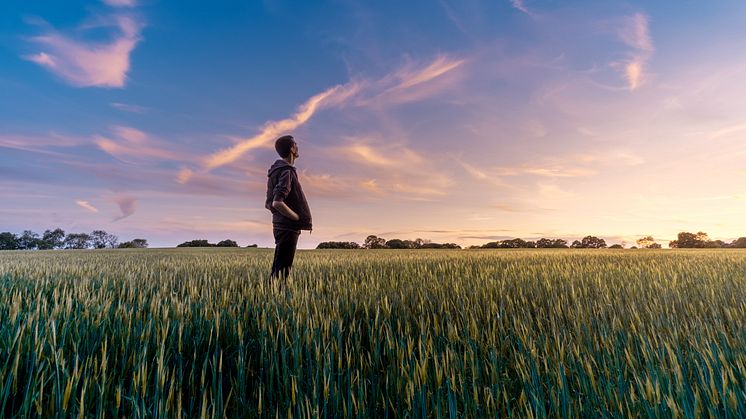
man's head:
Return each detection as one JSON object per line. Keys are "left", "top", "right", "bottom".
{"left": 275, "top": 135, "right": 299, "bottom": 160}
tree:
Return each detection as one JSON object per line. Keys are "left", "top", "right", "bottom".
{"left": 216, "top": 239, "right": 239, "bottom": 247}
{"left": 363, "top": 235, "right": 387, "bottom": 249}
{"left": 385, "top": 239, "right": 410, "bottom": 249}
{"left": 90, "top": 230, "right": 118, "bottom": 249}
{"left": 316, "top": 241, "right": 361, "bottom": 249}
{"left": 581, "top": 236, "right": 607, "bottom": 248}
{"left": 536, "top": 238, "right": 568, "bottom": 248}
{"left": 731, "top": 237, "right": 746, "bottom": 248}
{"left": 39, "top": 228, "right": 65, "bottom": 249}
{"left": 636, "top": 236, "right": 658, "bottom": 249}
{"left": 18, "top": 230, "right": 40, "bottom": 250}
{"left": 499, "top": 238, "right": 528, "bottom": 248}
{"left": 64, "top": 233, "right": 91, "bottom": 249}
{"left": 118, "top": 239, "right": 148, "bottom": 248}
{"left": 570, "top": 240, "right": 583, "bottom": 248}
{"left": 0, "top": 232, "right": 19, "bottom": 250}
{"left": 609, "top": 244, "right": 624, "bottom": 249}
{"left": 648, "top": 243, "right": 662, "bottom": 249}
{"left": 670, "top": 231, "right": 706, "bottom": 248}
{"left": 177, "top": 239, "right": 213, "bottom": 247}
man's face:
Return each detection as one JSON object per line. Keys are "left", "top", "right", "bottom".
{"left": 291, "top": 141, "right": 299, "bottom": 159}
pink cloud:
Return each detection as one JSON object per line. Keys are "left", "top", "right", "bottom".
{"left": 616, "top": 13, "right": 653, "bottom": 90}
{"left": 112, "top": 195, "right": 137, "bottom": 221}
{"left": 23, "top": 15, "right": 143, "bottom": 88}
{"left": 95, "top": 126, "right": 192, "bottom": 162}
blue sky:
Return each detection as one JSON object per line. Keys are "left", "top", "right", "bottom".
{"left": 2, "top": 0, "right": 746, "bottom": 248}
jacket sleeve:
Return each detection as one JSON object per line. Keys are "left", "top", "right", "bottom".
{"left": 272, "top": 169, "right": 293, "bottom": 202}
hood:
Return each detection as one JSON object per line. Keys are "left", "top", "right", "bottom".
{"left": 268, "top": 159, "right": 295, "bottom": 177}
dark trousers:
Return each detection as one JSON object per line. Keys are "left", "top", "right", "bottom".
{"left": 270, "top": 228, "right": 300, "bottom": 279}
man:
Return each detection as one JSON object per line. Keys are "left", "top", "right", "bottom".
{"left": 265, "top": 135, "right": 312, "bottom": 280}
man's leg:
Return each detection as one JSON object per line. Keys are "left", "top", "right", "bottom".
{"left": 270, "top": 229, "right": 300, "bottom": 279}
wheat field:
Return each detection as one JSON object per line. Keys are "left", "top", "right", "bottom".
{"left": 1, "top": 248, "right": 745, "bottom": 417}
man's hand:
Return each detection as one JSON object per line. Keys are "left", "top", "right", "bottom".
{"left": 272, "top": 200, "right": 300, "bottom": 221}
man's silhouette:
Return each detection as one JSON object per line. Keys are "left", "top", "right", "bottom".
{"left": 265, "top": 135, "right": 312, "bottom": 280}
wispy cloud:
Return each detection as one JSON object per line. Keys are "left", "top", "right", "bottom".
{"left": 110, "top": 102, "right": 148, "bottom": 113}
{"left": 200, "top": 54, "right": 464, "bottom": 171}
{"left": 112, "top": 195, "right": 137, "bottom": 221}
{"left": 336, "top": 140, "right": 425, "bottom": 168}
{"left": 510, "top": 0, "right": 531, "bottom": 15}
{"left": 75, "top": 199, "right": 99, "bottom": 213}
{"left": 102, "top": 0, "right": 137, "bottom": 7}
{"left": 203, "top": 83, "right": 362, "bottom": 170}
{"left": 95, "top": 126, "right": 190, "bottom": 162}
{"left": 23, "top": 11, "right": 143, "bottom": 88}
{"left": 617, "top": 13, "right": 653, "bottom": 90}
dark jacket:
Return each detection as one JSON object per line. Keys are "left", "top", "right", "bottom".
{"left": 265, "top": 159, "right": 312, "bottom": 231}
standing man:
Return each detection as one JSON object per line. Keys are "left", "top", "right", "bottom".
{"left": 265, "top": 135, "right": 312, "bottom": 280}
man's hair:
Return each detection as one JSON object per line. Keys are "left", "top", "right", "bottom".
{"left": 275, "top": 135, "right": 295, "bottom": 158}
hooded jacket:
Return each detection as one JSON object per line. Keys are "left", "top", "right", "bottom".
{"left": 265, "top": 159, "right": 312, "bottom": 231}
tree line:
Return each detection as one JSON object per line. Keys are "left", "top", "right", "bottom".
{"left": 176, "top": 239, "right": 258, "bottom": 248}
{"left": 0, "top": 228, "right": 148, "bottom": 250}
{"left": 317, "top": 235, "right": 461, "bottom": 249}
{"left": 316, "top": 232, "right": 746, "bottom": 250}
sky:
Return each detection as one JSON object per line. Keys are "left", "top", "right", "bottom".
{"left": 2, "top": 0, "right": 746, "bottom": 249}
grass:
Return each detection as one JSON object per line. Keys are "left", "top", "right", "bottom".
{"left": 1, "top": 248, "right": 745, "bottom": 417}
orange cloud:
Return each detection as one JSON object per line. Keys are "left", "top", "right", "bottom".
{"left": 203, "top": 82, "right": 362, "bottom": 170}
{"left": 75, "top": 199, "right": 99, "bottom": 213}
{"left": 336, "top": 139, "right": 425, "bottom": 168}
{"left": 199, "top": 54, "right": 463, "bottom": 172}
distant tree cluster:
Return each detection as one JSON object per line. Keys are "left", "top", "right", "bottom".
{"left": 176, "top": 239, "right": 255, "bottom": 248}
{"left": 669, "top": 232, "right": 746, "bottom": 248}
{"left": 176, "top": 239, "right": 238, "bottom": 247}
{"left": 0, "top": 228, "right": 148, "bottom": 250}
{"left": 316, "top": 241, "right": 361, "bottom": 249}
{"left": 472, "top": 237, "right": 572, "bottom": 249}
{"left": 315, "top": 235, "right": 461, "bottom": 249}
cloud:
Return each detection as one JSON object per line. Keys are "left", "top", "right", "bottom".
{"left": 336, "top": 140, "right": 425, "bottom": 168}
{"left": 522, "top": 167, "right": 595, "bottom": 177}
{"left": 616, "top": 13, "right": 653, "bottom": 90}
{"left": 618, "top": 13, "right": 653, "bottom": 52}
{"left": 112, "top": 195, "right": 137, "bottom": 221}
{"left": 23, "top": 14, "right": 143, "bottom": 88}
{"left": 0, "top": 133, "right": 86, "bottom": 156}
{"left": 372, "top": 55, "right": 466, "bottom": 104}
{"left": 176, "top": 167, "right": 193, "bottom": 184}
{"left": 201, "top": 54, "right": 464, "bottom": 171}
{"left": 298, "top": 171, "right": 350, "bottom": 198}
{"left": 103, "top": 0, "right": 136, "bottom": 7}
{"left": 95, "top": 126, "right": 190, "bottom": 162}
{"left": 110, "top": 102, "right": 148, "bottom": 113}
{"left": 203, "top": 83, "right": 362, "bottom": 170}
{"left": 75, "top": 199, "right": 99, "bottom": 213}
{"left": 510, "top": 0, "right": 531, "bottom": 15}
